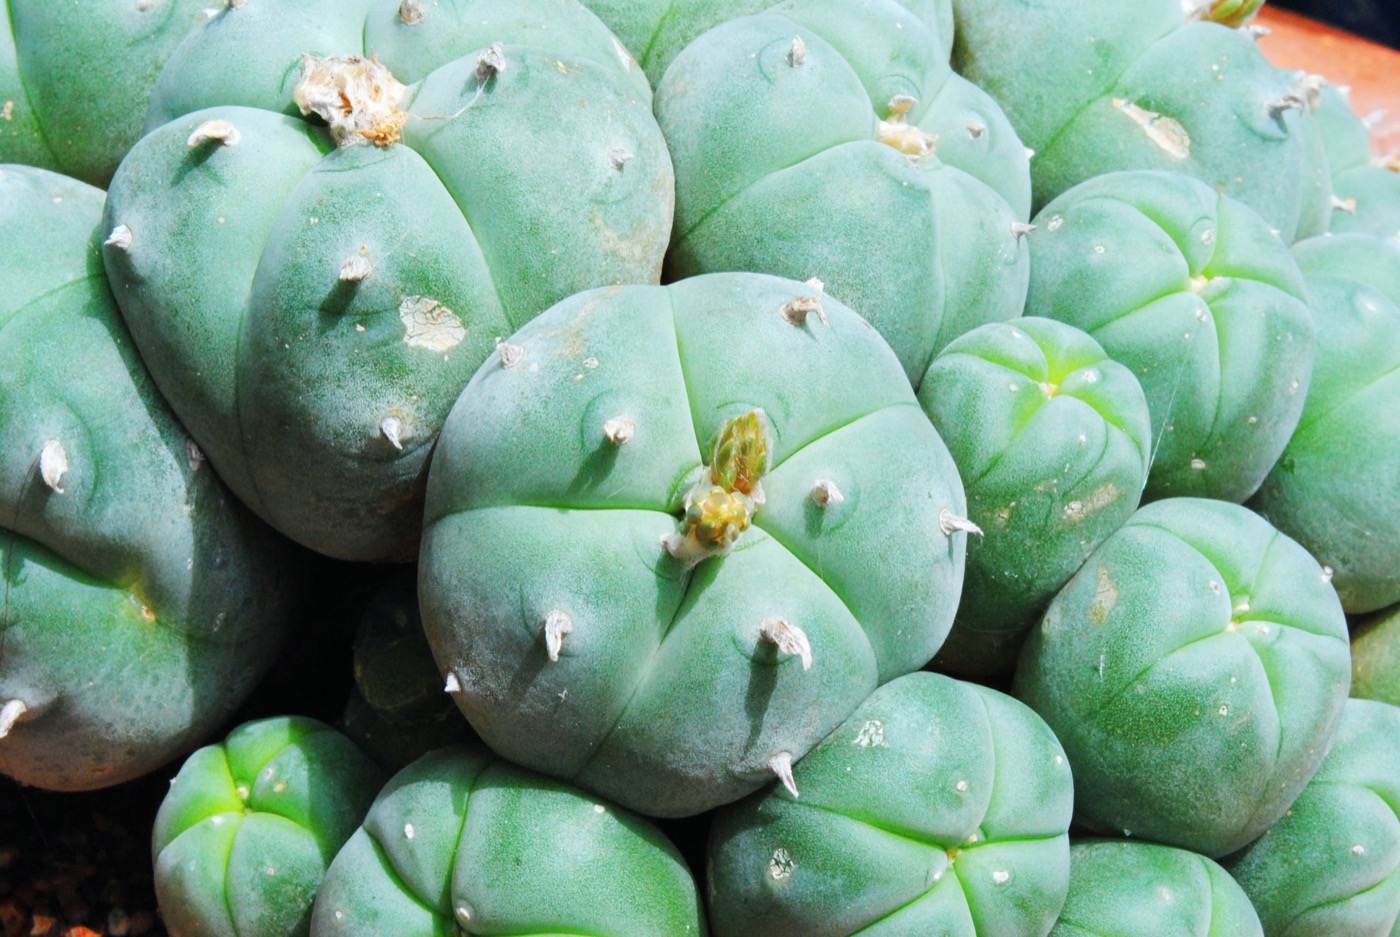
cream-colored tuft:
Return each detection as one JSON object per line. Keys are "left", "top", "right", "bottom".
{"left": 497, "top": 341, "right": 524, "bottom": 368}
{"left": 787, "top": 35, "right": 807, "bottom": 67}
{"left": 810, "top": 479, "right": 845, "bottom": 506}
{"left": 939, "top": 508, "right": 983, "bottom": 537}
{"left": 781, "top": 295, "right": 827, "bottom": 327}
{"left": 340, "top": 253, "right": 372, "bottom": 281}
{"left": 604, "top": 417, "right": 635, "bottom": 446}
{"left": 380, "top": 416, "right": 405, "bottom": 450}
{"left": 759, "top": 618, "right": 813, "bottom": 671}
{"left": 40, "top": 440, "right": 68, "bottom": 493}
{"left": 0, "top": 700, "right": 27, "bottom": 740}
{"left": 769, "top": 752, "right": 800, "bottom": 798}
{"left": 187, "top": 119, "right": 240, "bottom": 148}
{"left": 476, "top": 43, "right": 506, "bottom": 81}
{"left": 105, "top": 225, "right": 134, "bottom": 251}
{"left": 543, "top": 610, "right": 574, "bottom": 662}
{"left": 398, "top": 0, "right": 423, "bottom": 25}
{"left": 293, "top": 55, "right": 408, "bottom": 147}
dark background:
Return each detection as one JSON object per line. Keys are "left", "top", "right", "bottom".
{"left": 1274, "top": 0, "right": 1400, "bottom": 49}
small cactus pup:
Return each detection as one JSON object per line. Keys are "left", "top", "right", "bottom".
{"left": 656, "top": 0, "right": 1032, "bottom": 385}
{"left": 578, "top": 0, "right": 954, "bottom": 87}
{"left": 1225, "top": 699, "right": 1400, "bottom": 937}
{"left": 1249, "top": 232, "right": 1400, "bottom": 613}
{"left": 102, "top": 0, "right": 673, "bottom": 562}
{"left": 0, "top": 164, "right": 297, "bottom": 791}
{"left": 0, "top": 0, "right": 208, "bottom": 186}
{"left": 341, "top": 570, "right": 475, "bottom": 773}
{"left": 1048, "top": 840, "right": 1263, "bottom": 937}
{"left": 1015, "top": 498, "right": 1351, "bottom": 859}
{"left": 707, "top": 672, "right": 1073, "bottom": 937}
{"left": 1351, "top": 604, "right": 1400, "bottom": 706}
{"left": 1310, "top": 80, "right": 1400, "bottom": 240}
{"left": 419, "top": 272, "right": 971, "bottom": 817}
{"left": 153, "top": 716, "right": 386, "bottom": 937}
{"left": 919, "top": 318, "right": 1152, "bottom": 676}
{"left": 1026, "top": 170, "right": 1316, "bottom": 503}
{"left": 951, "top": 0, "right": 1331, "bottom": 242}
{"left": 311, "top": 744, "right": 706, "bottom": 936}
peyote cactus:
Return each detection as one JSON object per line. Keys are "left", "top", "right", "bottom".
{"left": 1015, "top": 498, "right": 1351, "bottom": 858}
{"left": 1350, "top": 604, "right": 1400, "bottom": 707}
{"left": 1026, "top": 170, "right": 1316, "bottom": 503}
{"left": 311, "top": 744, "right": 707, "bottom": 936}
{"left": 655, "top": 0, "right": 1032, "bottom": 385}
{"left": 0, "top": 0, "right": 207, "bottom": 186}
{"left": 418, "top": 273, "right": 971, "bottom": 817}
{"left": 1310, "top": 81, "right": 1400, "bottom": 240}
{"left": 153, "top": 716, "right": 385, "bottom": 937}
{"left": 0, "top": 164, "right": 296, "bottom": 792}
{"left": 102, "top": 0, "right": 674, "bottom": 562}
{"left": 707, "top": 672, "right": 1074, "bottom": 937}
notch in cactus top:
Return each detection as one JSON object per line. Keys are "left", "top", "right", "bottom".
{"left": 663, "top": 409, "right": 773, "bottom": 567}
{"left": 878, "top": 95, "right": 936, "bottom": 159}
{"left": 293, "top": 54, "right": 408, "bottom": 148}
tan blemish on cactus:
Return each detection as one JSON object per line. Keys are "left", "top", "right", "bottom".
{"left": 879, "top": 95, "right": 936, "bottom": 159}
{"left": 810, "top": 479, "right": 844, "bottom": 506}
{"left": 781, "top": 295, "right": 827, "bottom": 327}
{"left": 769, "top": 848, "right": 795, "bottom": 880}
{"left": 293, "top": 54, "right": 408, "bottom": 148}
{"left": 664, "top": 410, "right": 772, "bottom": 567}
{"left": 340, "top": 249, "right": 372, "bottom": 282}
{"left": 1089, "top": 565, "right": 1118, "bottom": 624}
{"left": 187, "top": 119, "right": 240, "bottom": 148}
{"left": 938, "top": 508, "right": 983, "bottom": 537}
{"left": 39, "top": 440, "right": 68, "bottom": 494}
{"left": 759, "top": 617, "right": 812, "bottom": 670}
{"left": 543, "top": 609, "right": 573, "bottom": 662}
{"left": 604, "top": 417, "right": 635, "bottom": 446}
{"left": 769, "top": 752, "right": 799, "bottom": 797}
{"left": 398, "top": 0, "right": 423, "bottom": 25}
{"left": 1112, "top": 99, "right": 1191, "bottom": 159}
{"left": 105, "top": 225, "right": 133, "bottom": 251}
{"left": 399, "top": 296, "right": 465, "bottom": 351}
{"left": 1, "top": 102, "right": 13, "bottom": 122}
{"left": 0, "top": 700, "right": 28, "bottom": 740}
{"left": 1062, "top": 484, "right": 1120, "bottom": 523}
{"left": 853, "top": 719, "right": 886, "bottom": 748}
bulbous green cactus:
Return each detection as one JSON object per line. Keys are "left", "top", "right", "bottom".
{"left": 419, "top": 273, "right": 970, "bottom": 817}
{"left": 0, "top": 164, "right": 296, "bottom": 791}
{"left": 1309, "top": 81, "right": 1400, "bottom": 241}
{"left": 708, "top": 672, "right": 1074, "bottom": 936}
{"left": 656, "top": 0, "right": 1032, "bottom": 385}
{"left": 103, "top": 0, "right": 674, "bottom": 562}
{"left": 311, "top": 744, "right": 707, "bottom": 936}
{"left": 1026, "top": 170, "right": 1316, "bottom": 503}
{"left": 919, "top": 317, "right": 1152, "bottom": 676}
{"left": 1351, "top": 604, "right": 1400, "bottom": 706}
{"left": 1015, "top": 498, "right": 1351, "bottom": 858}
{"left": 0, "top": 0, "right": 207, "bottom": 186}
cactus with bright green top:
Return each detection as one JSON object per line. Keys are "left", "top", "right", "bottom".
{"left": 919, "top": 318, "right": 1152, "bottom": 676}
{"left": 951, "top": 0, "right": 1331, "bottom": 243}
{"left": 655, "top": 0, "right": 1032, "bottom": 385}
{"left": 707, "top": 671, "right": 1074, "bottom": 936}
{"left": 311, "top": 744, "right": 706, "bottom": 936}
{"left": 1026, "top": 170, "right": 1316, "bottom": 503}
{"left": 0, "top": 0, "right": 207, "bottom": 186}
{"left": 102, "top": 0, "right": 674, "bottom": 562}
{"left": 1015, "top": 498, "right": 1351, "bottom": 858}
{"left": 418, "top": 272, "right": 971, "bottom": 817}
{"left": 153, "top": 716, "right": 386, "bottom": 937}
{"left": 0, "top": 164, "right": 296, "bottom": 792}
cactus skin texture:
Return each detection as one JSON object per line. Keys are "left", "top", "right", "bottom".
{"left": 920, "top": 318, "right": 1152, "bottom": 676}
{"left": 0, "top": 0, "right": 208, "bottom": 186}
{"left": 0, "top": 165, "right": 296, "bottom": 791}
{"left": 1309, "top": 81, "right": 1400, "bottom": 241}
{"left": 708, "top": 672, "right": 1073, "bottom": 937}
{"left": 418, "top": 272, "right": 970, "bottom": 817}
{"left": 310, "top": 744, "right": 707, "bottom": 936}
{"left": 951, "top": 0, "right": 1331, "bottom": 243}
{"left": 1027, "top": 170, "right": 1316, "bottom": 504}
{"left": 1049, "top": 841, "right": 1263, "bottom": 937}
{"left": 1350, "top": 604, "right": 1400, "bottom": 706}
{"left": 102, "top": 0, "right": 674, "bottom": 562}
{"left": 656, "top": 0, "right": 1032, "bottom": 386}
{"left": 1248, "top": 233, "right": 1400, "bottom": 614}
{"left": 153, "top": 717, "right": 386, "bottom": 937}
{"left": 1225, "top": 699, "right": 1400, "bottom": 937}
{"left": 1015, "top": 498, "right": 1350, "bottom": 859}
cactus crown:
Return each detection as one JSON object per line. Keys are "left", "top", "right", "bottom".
{"left": 664, "top": 410, "right": 773, "bottom": 567}
{"left": 709, "top": 409, "right": 771, "bottom": 496}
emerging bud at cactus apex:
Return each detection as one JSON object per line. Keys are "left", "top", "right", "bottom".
{"left": 1184, "top": 0, "right": 1264, "bottom": 28}
{"left": 664, "top": 410, "right": 773, "bottom": 567}
{"left": 292, "top": 54, "right": 409, "bottom": 148}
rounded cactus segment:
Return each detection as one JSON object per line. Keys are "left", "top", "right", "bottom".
{"left": 1049, "top": 840, "right": 1263, "bottom": 937}
{"left": 1026, "top": 170, "right": 1316, "bottom": 503}
{"left": 919, "top": 318, "right": 1152, "bottom": 676}
{"left": 0, "top": 165, "right": 297, "bottom": 792}
{"left": 419, "top": 273, "right": 968, "bottom": 817}
{"left": 707, "top": 672, "right": 1074, "bottom": 936}
{"left": 153, "top": 717, "right": 386, "bottom": 937}
{"left": 1351, "top": 605, "right": 1400, "bottom": 706}
{"left": 1014, "top": 498, "right": 1351, "bottom": 858}
{"left": 311, "top": 745, "right": 706, "bottom": 936}
{"left": 1225, "top": 699, "right": 1400, "bottom": 937}
{"left": 1305, "top": 81, "right": 1400, "bottom": 240}
{"left": 103, "top": 0, "right": 674, "bottom": 562}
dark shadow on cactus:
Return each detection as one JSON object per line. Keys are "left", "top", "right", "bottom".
{"left": 569, "top": 441, "right": 621, "bottom": 494}
{"left": 318, "top": 278, "right": 359, "bottom": 319}
{"left": 743, "top": 647, "right": 780, "bottom": 756}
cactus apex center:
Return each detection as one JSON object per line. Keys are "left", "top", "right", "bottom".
{"left": 293, "top": 54, "right": 408, "bottom": 147}
{"left": 0, "top": 699, "right": 27, "bottom": 740}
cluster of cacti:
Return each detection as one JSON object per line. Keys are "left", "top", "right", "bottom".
{"left": 4, "top": 0, "right": 1400, "bottom": 935}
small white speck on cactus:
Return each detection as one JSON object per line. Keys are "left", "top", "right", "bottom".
{"left": 1012, "top": 221, "right": 1036, "bottom": 240}
{"left": 444, "top": 671, "right": 463, "bottom": 694}
{"left": 398, "top": 0, "right": 423, "bottom": 25}
{"left": 294, "top": 54, "right": 408, "bottom": 147}
{"left": 0, "top": 699, "right": 27, "bottom": 740}
{"left": 186, "top": 439, "right": 205, "bottom": 471}
{"left": 187, "top": 119, "right": 240, "bottom": 148}
{"left": 759, "top": 617, "right": 813, "bottom": 671}
{"left": 781, "top": 295, "right": 827, "bottom": 327}
{"left": 340, "top": 253, "right": 372, "bottom": 281}
{"left": 39, "top": 440, "right": 68, "bottom": 493}
{"left": 543, "top": 609, "right": 574, "bottom": 662}
{"left": 476, "top": 43, "right": 506, "bottom": 82}
{"left": 105, "top": 225, "right": 133, "bottom": 251}
{"left": 810, "top": 479, "right": 845, "bottom": 506}
{"left": 1025, "top": 147, "right": 1036, "bottom": 160}
{"left": 1332, "top": 195, "right": 1358, "bottom": 215}
{"left": 380, "top": 416, "right": 404, "bottom": 450}
{"left": 608, "top": 147, "right": 633, "bottom": 170}
{"left": 604, "top": 417, "right": 635, "bottom": 446}
{"left": 769, "top": 752, "right": 800, "bottom": 798}
{"left": 497, "top": 341, "right": 524, "bottom": 368}
{"left": 787, "top": 36, "right": 807, "bottom": 68}
{"left": 455, "top": 906, "right": 473, "bottom": 926}
{"left": 939, "top": 508, "right": 983, "bottom": 538}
